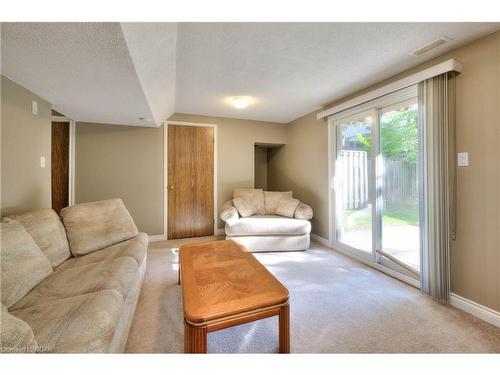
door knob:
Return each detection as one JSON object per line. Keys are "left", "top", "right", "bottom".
{"left": 169, "top": 185, "right": 174, "bottom": 190}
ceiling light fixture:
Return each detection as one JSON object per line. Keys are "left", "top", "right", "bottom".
{"left": 227, "top": 96, "right": 253, "bottom": 109}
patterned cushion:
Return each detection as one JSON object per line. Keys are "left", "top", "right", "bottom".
{"left": 60, "top": 199, "right": 138, "bottom": 256}
{"left": 10, "top": 208, "right": 71, "bottom": 268}
{"left": 264, "top": 191, "right": 293, "bottom": 215}
{"left": 233, "top": 189, "right": 265, "bottom": 215}
{"left": 11, "top": 290, "right": 124, "bottom": 353}
{"left": 11, "top": 256, "right": 139, "bottom": 311}
{"left": 295, "top": 203, "right": 314, "bottom": 220}
{"left": 232, "top": 197, "right": 258, "bottom": 218}
{"left": 275, "top": 198, "right": 301, "bottom": 218}
{"left": 0, "top": 304, "right": 37, "bottom": 352}
{"left": 0, "top": 219, "right": 53, "bottom": 308}
{"left": 219, "top": 200, "right": 239, "bottom": 225}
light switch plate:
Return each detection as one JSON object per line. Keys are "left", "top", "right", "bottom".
{"left": 32, "top": 100, "right": 38, "bottom": 115}
{"left": 40, "top": 156, "right": 46, "bottom": 168}
{"left": 457, "top": 152, "right": 469, "bottom": 167}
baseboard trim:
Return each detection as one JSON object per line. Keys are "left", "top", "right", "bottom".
{"left": 310, "top": 233, "right": 330, "bottom": 247}
{"left": 148, "top": 234, "right": 167, "bottom": 242}
{"left": 450, "top": 293, "right": 500, "bottom": 328}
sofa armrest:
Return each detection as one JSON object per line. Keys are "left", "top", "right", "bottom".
{"left": 220, "top": 200, "right": 239, "bottom": 225}
{"left": 294, "top": 202, "right": 313, "bottom": 220}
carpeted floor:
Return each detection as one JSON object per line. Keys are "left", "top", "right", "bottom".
{"left": 125, "top": 238, "right": 500, "bottom": 353}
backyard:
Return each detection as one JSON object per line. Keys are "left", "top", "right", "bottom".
{"left": 340, "top": 199, "right": 420, "bottom": 271}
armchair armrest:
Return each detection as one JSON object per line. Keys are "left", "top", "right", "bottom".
{"left": 294, "top": 202, "right": 313, "bottom": 220}
{"left": 220, "top": 200, "right": 239, "bottom": 225}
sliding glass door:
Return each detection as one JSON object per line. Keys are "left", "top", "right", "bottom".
{"left": 334, "top": 110, "right": 374, "bottom": 255}
{"left": 331, "top": 89, "right": 421, "bottom": 280}
{"left": 378, "top": 99, "right": 420, "bottom": 273}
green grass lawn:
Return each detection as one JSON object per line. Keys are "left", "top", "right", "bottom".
{"left": 342, "top": 200, "right": 419, "bottom": 231}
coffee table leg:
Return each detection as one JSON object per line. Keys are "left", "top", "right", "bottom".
{"left": 279, "top": 303, "right": 290, "bottom": 353}
{"left": 184, "top": 320, "right": 207, "bottom": 353}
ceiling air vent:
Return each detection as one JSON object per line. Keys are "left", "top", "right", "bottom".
{"left": 410, "top": 36, "right": 452, "bottom": 57}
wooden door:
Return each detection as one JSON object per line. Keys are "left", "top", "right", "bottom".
{"left": 51, "top": 122, "right": 70, "bottom": 213}
{"left": 168, "top": 125, "right": 214, "bottom": 239}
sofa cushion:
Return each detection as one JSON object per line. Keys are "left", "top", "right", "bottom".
{"left": 10, "top": 256, "right": 139, "bottom": 311}
{"left": 275, "top": 198, "right": 301, "bottom": 218}
{"left": 1, "top": 304, "right": 38, "bottom": 352}
{"left": 60, "top": 198, "right": 138, "bottom": 256}
{"left": 0, "top": 219, "right": 53, "bottom": 308}
{"left": 225, "top": 215, "right": 311, "bottom": 236}
{"left": 58, "top": 233, "right": 148, "bottom": 270}
{"left": 11, "top": 290, "right": 124, "bottom": 353}
{"left": 264, "top": 191, "right": 293, "bottom": 214}
{"left": 232, "top": 197, "right": 258, "bottom": 217}
{"left": 295, "top": 202, "right": 314, "bottom": 220}
{"left": 10, "top": 208, "right": 71, "bottom": 268}
{"left": 233, "top": 188, "right": 265, "bottom": 215}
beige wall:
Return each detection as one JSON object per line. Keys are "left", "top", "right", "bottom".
{"left": 75, "top": 114, "right": 287, "bottom": 234}
{"left": 1, "top": 76, "right": 52, "bottom": 216}
{"left": 270, "top": 31, "right": 500, "bottom": 311}
{"left": 267, "top": 111, "right": 328, "bottom": 238}
{"left": 75, "top": 122, "right": 164, "bottom": 235}
{"left": 254, "top": 146, "right": 268, "bottom": 190}
{"left": 168, "top": 114, "right": 287, "bottom": 228}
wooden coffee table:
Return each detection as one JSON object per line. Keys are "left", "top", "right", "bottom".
{"left": 179, "top": 239, "right": 290, "bottom": 353}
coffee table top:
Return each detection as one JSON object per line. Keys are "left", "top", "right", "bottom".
{"left": 180, "top": 240, "right": 289, "bottom": 324}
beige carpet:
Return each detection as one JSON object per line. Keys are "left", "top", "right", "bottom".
{"left": 125, "top": 238, "right": 500, "bottom": 353}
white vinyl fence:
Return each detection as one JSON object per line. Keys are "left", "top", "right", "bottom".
{"left": 338, "top": 150, "right": 417, "bottom": 210}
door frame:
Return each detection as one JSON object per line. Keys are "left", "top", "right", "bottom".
{"left": 327, "top": 86, "right": 421, "bottom": 288}
{"left": 51, "top": 115, "right": 76, "bottom": 206}
{"left": 163, "top": 120, "right": 218, "bottom": 239}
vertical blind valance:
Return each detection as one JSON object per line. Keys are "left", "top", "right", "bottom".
{"left": 317, "top": 59, "right": 462, "bottom": 121}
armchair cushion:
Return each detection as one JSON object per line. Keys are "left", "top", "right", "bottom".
{"left": 220, "top": 200, "right": 239, "bottom": 225}
{"left": 275, "top": 198, "right": 301, "bottom": 218}
{"left": 232, "top": 197, "right": 258, "bottom": 218}
{"left": 233, "top": 189, "right": 265, "bottom": 215}
{"left": 264, "top": 191, "right": 293, "bottom": 214}
{"left": 295, "top": 202, "right": 314, "bottom": 220}
{"left": 225, "top": 215, "right": 311, "bottom": 236}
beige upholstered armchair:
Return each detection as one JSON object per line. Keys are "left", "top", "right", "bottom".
{"left": 220, "top": 189, "right": 313, "bottom": 252}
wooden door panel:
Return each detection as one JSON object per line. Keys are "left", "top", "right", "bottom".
{"left": 168, "top": 125, "right": 214, "bottom": 239}
{"left": 51, "top": 122, "right": 69, "bottom": 213}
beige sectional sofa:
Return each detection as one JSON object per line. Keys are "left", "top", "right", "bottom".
{"left": 0, "top": 198, "right": 147, "bottom": 353}
{"left": 220, "top": 189, "right": 313, "bottom": 251}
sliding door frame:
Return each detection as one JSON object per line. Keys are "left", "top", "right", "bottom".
{"left": 327, "top": 86, "right": 421, "bottom": 288}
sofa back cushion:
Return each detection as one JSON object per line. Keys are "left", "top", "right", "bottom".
{"left": 60, "top": 199, "right": 138, "bottom": 256}
{"left": 233, "top": 189, "right": 265, "bottom": 215}
{"left": 1, "top": 304, "right": 38, "bottom": 351}
{"left": 10, "top": 208, "right": 71, "bottom": 268}
{"left": 264, "top": 191, "right": 293, "bottom": 215}
{"left": 0, "top": 219, "right": 53, "bottom": 308}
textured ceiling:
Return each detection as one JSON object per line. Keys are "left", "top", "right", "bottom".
{"left": 1, "top": 22, "right": 499, "bottom": 126}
